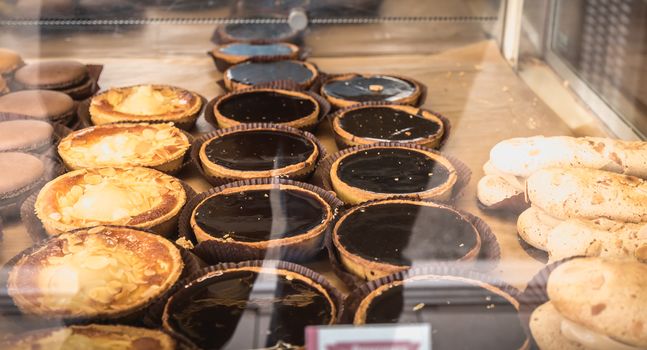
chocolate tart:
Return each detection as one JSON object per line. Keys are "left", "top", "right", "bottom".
{"left": 197, "top": 124, "right": 321, "bottom": 183}
{"left": 210, "top": 43, "right": 301, "bottom": 72}
{"left": 347, "top": 268, "right": 528, "bottom": 350}
{"left": 34, "top": 167, "right": 186, "bottom": 236}
{"left": 333, "top": 199, "right": 481, "bottom": 280}
{"left": 58, "top": 122, "right": 190, "bottom": 174}
{"left": 0, "top": 152, "right": 46, "bottom": 217}
{"left": 213, "top": 88, "right": 320, "bottom": 129}
{"left": 214, "top": 22, "right": 300, "bottom": 44}
{"left": 321, "top": 73, "right": 424, "bottom": 109}
{"left": 163, "top": 261, "right": 340, "bottom": 349}
{"left": 224, "top": 60, "right": 318, "bottom": 91}
{"left": 332, "top": 104, "right": 446, "bottom": 148}
{"left": 89, "top": 84, "right": 203, "bottom": 129}
{"left": 181, "top": 178, "right": 340, "bottom": 263}
{"left": 6, "top": 226, "right": 184, "bottom": 321}
{"left": 0, "top": 90, "right": 76, "bottom": 125}
{"left": 0, "top": 48, "right": 24, "bottom": 78}
{"left": 13, "top": 60, "right": 95, "bottom": 100}
{"left": 0, "top": 324, "right": 178, "bottom": 349}
{"left": 327, "top": 144, "right": 459, "bottom": 204}
{"left": 0, "top": 119, "right": 54, "bottom": 153}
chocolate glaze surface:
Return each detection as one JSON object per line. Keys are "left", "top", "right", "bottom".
{"left": 337, "top": 148, "right": 451, "bottom": 194}
{"left": 340, "top": 107, "right": 441, "bottom": 142}
{"left": 337, "top": 203, "right": 477, "bottom": 266}
{"left": 217, "top": 91, "right": 316, "bottom": 123}
{"left": 220, "top": 43, "right": 294, "bottom": 57}
{"left": 204, "top": 130, "right": 316, "bottom": 171}
{"left": 223, "top": 23, "right": 295, "bottom": 41}
{"left": 226, "top": 61, "right": 313, "bottom": 86}
{"left": 362, "top": 279, "right": 526, "bottom": 349}
{"left": 168, "top": 270, "right": 333, "bottom": 349}
{"left": 323, "top": 75, "right": 416, "bottom": 102}
{"left": 194, "top": 188, "right": 327, "bottom": 242}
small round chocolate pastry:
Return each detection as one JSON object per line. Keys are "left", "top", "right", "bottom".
{"left": 163, "top": 262, "right": 338, "bottom": 349}
{"left": 13, "top": 60, "right": 94, "bottom": 99}
{"left": 216, "top": 22, "right": 299, "bottom": 44}
{"left": 333, "top": 200, "right": 481, "bottom": 280}
{"left": 213, "top": 88, "right": 320, "bottom": 129}
{"left": 58, "top": 122, "right": 190, "bottom": 173}
{"left": 198, "top": 125, "right": 320, "bottom": 182}
{"left": 329, "top": 145, "right": 458, "bottom": 204}
{"left": 333, "top": 104, "right": 445, "bottom": 148}
{"left": 352, "top": 273, "right": 528, "bottom": 349}
{"left": 7, "top": 226, "right": 184, "bottom": 321}
{"left": 189, "top": 182, "right": 333, "bottom": 259}
{"left": 211, "top": 43, "right": 300, "bottom": 69}
{"left": 0, "top": 90, "right": 75, "bottom": 124}
{"left": 321, "top": 73, "right": 423, "bottom": 109}
{"left": 0, "top": 119, "right": 54, "bottom": 153}
{"left": 34, "top": 167, "right": 186, "bottom": 236}
{"left": 0, "top": 48, "right": 24, "bottom": 77}
{"left": 0, "top": 152, "right": 45, "bottom": 215}
{"left": 0, "top": 324, "right": 177, "bottom": 349}
{"left": 224, "top": 60, "right": 318, "bottom": 91}
{"left": 89, "top": 84, "right": 203, "bottom": 130}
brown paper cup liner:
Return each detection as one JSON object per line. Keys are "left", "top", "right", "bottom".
{"left": 517, "top": 257, "right": 581, "bottom": 350}
{"left": 0, "top": 225, "right": 203, "bottom": 328}
{"left": 319, "top": 73, "right": 427, "bottom": 110}
{"left": 340, "top": 264, "right": 522, "bottom": 324}
{"left": 1, "top": 155, "right": 64, "bottom": 219}
{"left": 205, "top": 84, "right": 331, "bottom": 133}
{"left": 191, "top": 123, "right": 327, "bottom": 186}
{"left": 20, "top": 180, "right": 197, "bottom": 243}
{"left": 327, "top": 102, "right": 451, "bottom": 150}
{"left": 326, "top": 199, "right": 501, "bottom": 289}
{"left": 207, "top": 46, "right": 305, "bottom": 73}
{"left": 517, "top": 233, "right": 549, "bottom": 264}
{"left": 162, "top": 260, "right": 343, "bottom": 344}
{"left": 477, "top": 192, "right": 530, "bottom": 214}
{"left": 178, "top": 177, "right": 343, "bottom": 264}
{"left": 312, "top": 142, "right": 472, "bottom": 205}
{"left": 77, "top": 95, "right": 207, "bottom": 131}
{"left": 0, "top": 113, "right": 72, "bottom": 155}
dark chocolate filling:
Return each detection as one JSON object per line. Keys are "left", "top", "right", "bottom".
{"left": 220, "top": 43, "right": 294, "bottom": 57}
{"left": 323, "top": 75, "right": 416, "bottom": 102}
{"left": 193, "top": 188, "right": 327, "bottom": 242}
{"left": 203, "top": 130, "right": 316, "bottom": 171}
{"left": 337, "top": 203, "right": 477, "bottom": 266}
{"left": 217, "top": 91, "right": 316, "bottom": 123}
{"left": 336, "top": 148, "right": 451, "bottom": 194}
{"left": 168, "top": 270, "right": 333, "bottom": 349}
{"left": 340, "top": 107, "right": 441, "bottom": 142}
{"left": 223, "top": 23, "right": 295, "bottom": 41}
{"left": 226, "top": 61, "right": 313, "bottom": 86}
{"left": 362, "top": 279, "right": 526, "bottom": 350}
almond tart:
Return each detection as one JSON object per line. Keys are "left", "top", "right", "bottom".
{"left": 58, "top": 122, "right": 190, "bottom": 173}
{"left": 212, "top": 88, "right": 320, "bottom": 129}
{"left": 34, "top": 167, "right": 186, "bottom": 236}
{"left": 0, "top": 324, "right": 177, "bottom": 349}
{"left": 321, "top": 73, "right": 423, "bottom": 109}
{"left": 89, "top": 84, "right": 202, "bottom": 129}
{"left": 224, "top": 60, "right": 318, "bottom": 91}
{"left": 329, "top": 145, "right": 458, "bottom": 204}
{"left": 333, "top": 199, "right": 481, "bottom": 280}
{"left": 7, "top": 226, "right": 184, "bottom": 320}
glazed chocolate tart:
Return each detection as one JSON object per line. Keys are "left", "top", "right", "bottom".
{"left": 346, "top": 268, "right": 528, "bottom": 350}
{"left": 163, "top": 261, "right": 340, "bottom": 349}
{"left": 214, "top": 23, "right": 300, "bottom": 44}
{"left": 333, "top": 199, "right": 481, "bottom": 280}
{"left": 195, "top": 124, "right": 322, "bottom": 185}
{"left": 210, "top": 43, "right": 301, "bottom": 72}
{"left": 180, "top": 178, "right": 340, "bottom": 263}
{"left": 212, "top": 88, "right": 320, "bottom": 129}
{"left": 0, "top": 324, "right": 178, "bottom": 349}
{"left": 224, "top": 60, "right": 318, "bottom": 91}
{"left": 321, "top": 73, "right": 423, "bottom": 109}
{"left": 332, "top": 104, "right": 447, "bottom": 148}
{"left": 325, "top": 144, "right": 459, "bottom": 204}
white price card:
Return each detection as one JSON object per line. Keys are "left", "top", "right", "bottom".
{"left": 305, "top": 324, "right": 431, "bottom": 350}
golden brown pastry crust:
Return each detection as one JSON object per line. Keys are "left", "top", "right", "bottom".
{"left": 7, "top": 226, "right": 183, "bottom": 319}
{"left": 35, "top": 167, "right": 186, "bottom": 236}
{"left": 89, "top": 85, "right": 202, "bottom": 126}
{"left": 58, "top": 122, "right": 190, "bottom": 173}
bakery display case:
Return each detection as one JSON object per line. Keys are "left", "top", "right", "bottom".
{"left": 0, "top": 0, "right": 646, "bottom": 349}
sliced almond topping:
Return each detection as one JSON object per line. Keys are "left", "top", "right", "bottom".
{"left": 98, "top": 167, "right": 117, "bottom": 176}
{"left": 49, "top": 212, "right": 62, "bottom": 221}
{"left": 144, "top": 268, "right": 156, "bottom": 276}
{"left": 88, "top": 287, "right": 114, "bottom": 304}
{"left": 83, "top": 256, "right": 111, "bottom": 270}
{"left": 84, "top": 173, "right": 103, "bottom": 185}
